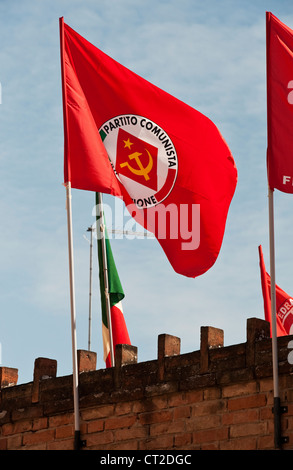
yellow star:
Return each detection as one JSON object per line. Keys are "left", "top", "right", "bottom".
{"left": 123, "top": 138, "right": 133, "bottom": 149}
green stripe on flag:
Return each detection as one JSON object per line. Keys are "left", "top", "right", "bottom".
{"left": 96, "top": 193, "right": 124, "bottom": 330}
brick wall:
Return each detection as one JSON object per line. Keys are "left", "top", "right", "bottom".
{"left": 0, "top": 317, "right": 293, "bottom": 451}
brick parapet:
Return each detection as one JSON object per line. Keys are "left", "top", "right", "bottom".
{"left": 0, "top": 318, "right": 293, "bottom": 450}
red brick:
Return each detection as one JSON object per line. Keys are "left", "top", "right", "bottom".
{"left": 33, "top": 358, "right": 57, "bottom": 381}
{"left": 258, "top": 377, "right": 274, "bottom": 392}
{"left": 111, "top": 440, "right": 139, "bottom": 450}
{"left": 150, "top": 420, "right": 185, "bottom": 437}
{"left": 33, "top": 417, "right": 48, "bottom": 431}
{"left": 174, "top": 406, "right": 191, "bottom": 420}
{"left": 184, "top": 389, "right": 204, "bottom": 403}
{"left": 133, "top": 396, "right": 167, "bottom": 413}
{"left": 192, "top": 400, "right": 226, "bottom": 416}
{"left": 2, "top": 419, "right": 32, "bottom": 436}
{"left": 47, "top": 439, "right": 74, "bottom": 450}
{"left": 203, "top": 387, "right": 221, "bottom": 401}
{"left": 222, "top": 408, "right": 259, "bottom": 425}
{"left": 22, "top": 429, "right": 55, "bottom": 446}
{"left": 193, "top": 427, "right": 228, "bottom": 444}
{"left": 260, "top": 406, "right": 273, "bottom": 420}
{"left": 258, "top": 434, "right": 274, "bottom": 450}
{"left": 200, "top": 326, "right": 224, "bottom": 372}
{"left": 115, "top": 402, "right": 132, "bottom": 415}
{"left": 114, "top": 426, "right": 148, "bottom": 442}
{"left": 186, "top": 414, "right": 221, "bottom": 431}
{"left": 77, "top": 350, "right": 97, "bottom": 372}
{"left": 86, "top": 430, "right": 114, "bottom": 447}
{"left": 0, "top": 438, "right": 7, "bottom": 450}
{"left": 7, "top": 434, "right": 22, "bottom": 449}
{"left": 222, "top": 381, "right": 257, "bottom": 398}
{"left": 12, "top": 406, "right": 43, "bottom": 421}
{"left": 168, "top": 392, "right": 186, "bottom": 407}
{"left": 139, "top": 410, "right": 173, "bottom": 425}
{"left": 81, "top": 405, "right": 114, "bottom": 421}
{"left": 228, "top": 394, "right": 267, "bottom": 411}
{"left": 105, "top": 415, "right": 137, "bottom": 430}
{"left": 201, "top": 442, "right": 219, "bottom": 450}
{"left": 55, "top": 424, "right": 74, "bottom": 439}
{"left": 87, "top": 419, "right": 104, "bottom": 433}
{"left": 32, "top": 358, "right": 57, "bottom": 403}
{"left": 139, "top": 434, "right": 174, "bottom": 450}
{"left": 230, "top": 421, "right": 267, "bottom": 438}
{"left": 0, "top": 367, "right": 18, "bottom": 388}
{"left": 49, "top": 413, "right": 73, "bottom": 427}
{"left": 220, "top": 437, "right": 257, "bottom": 450}
{"left": 174, "top": 433, "right": 192, "bottom": 447}
{"left": 158, "top": 334, "right": 180, "bottom": 359}
{"left": 115, "top": 344, "right": 137, "bottom": 367}
{"left": 23, "top": 442, "right": 47, "bottom": 450}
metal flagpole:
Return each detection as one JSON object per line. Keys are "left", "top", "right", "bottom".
{"left": 266, "top": 13, "right": 287, "bottom": 450}
{"left": 268, "top": 187, "right": 287, "bottom": 449}
{"left": 65, "top": 182, "right": 83, "bottom": 450}
{"left": 87, "top": 227, "right": 94, "bottom": 351}
{"left": 96, "top": 192, "right": 115, "bottom": 367}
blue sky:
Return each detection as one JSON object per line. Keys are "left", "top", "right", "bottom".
{"left": 1, "top": 0, "right": 293, "bottom": 385}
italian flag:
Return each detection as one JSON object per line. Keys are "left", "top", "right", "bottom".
{"left": 96, "top": 197, "right": 131, "bottom": 367}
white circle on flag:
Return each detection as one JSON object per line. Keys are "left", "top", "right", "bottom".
{"left": 99, "top": 114, "right": 178, "bottom": 208}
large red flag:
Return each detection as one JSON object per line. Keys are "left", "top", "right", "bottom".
{"left": 59, "top": 18, "right": 237, "bottom": 278}
{"left": 258, "top": 245, "right": 292, "bottom": 336}
{"left": 267, "top": 12, "right": 293, "bottom": 193}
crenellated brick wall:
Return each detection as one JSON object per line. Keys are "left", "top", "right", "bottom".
{"left": 1, "top": 317, "right": 293, "bottom": 451}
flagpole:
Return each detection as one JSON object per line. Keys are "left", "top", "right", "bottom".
{"left": 268, "top": 187, "right": 282, "bottom": 449}
{"left": 87, "top": 226, "right": 94, "bottom": 351}
{"left": 96, "top": 193, "right": 115, "bottom": 367}
{"left": 65, "top": 182, "right": 82, "bottom": 450}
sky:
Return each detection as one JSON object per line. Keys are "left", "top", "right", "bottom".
{"left": 1, "top": 0, "right": 293, "bottom": 385}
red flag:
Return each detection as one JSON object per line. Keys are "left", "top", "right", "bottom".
{"left": 59, "top": 18, "right": 237, "bottom": 278}
{"left": 266, "top": 12, "right": 293, "bottom": 193}
{"left": 258, "top": 245, "right": 290, "bottom": 336}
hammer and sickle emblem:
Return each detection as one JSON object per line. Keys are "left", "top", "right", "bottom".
{"left": 120, "top": 149, "right": 153, "bottom": 181}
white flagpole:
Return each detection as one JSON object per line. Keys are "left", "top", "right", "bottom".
{"left": 87, "top": 226, "right": 94, "bottom": 351}
{"left": 268, "top": 187, "right": 282, "bottom": 449}
{"left": 96, "top": 192, "right": 115, "bottom": 367}
{"left": 266, "top": 12, "right": 287, "bottom": 450}
{"left": 65, "top": 182, "right": 82, "bottom": 449}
